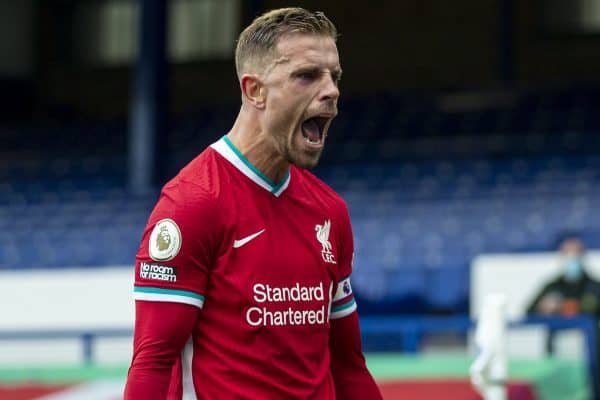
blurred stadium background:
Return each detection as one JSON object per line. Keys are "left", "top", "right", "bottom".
{"left": 1, "top": 0, "right": 600, "bottom": 399}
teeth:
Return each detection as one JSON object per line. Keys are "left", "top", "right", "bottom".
{"left": 305, "top": 136, "right": 320, "bottom": 145}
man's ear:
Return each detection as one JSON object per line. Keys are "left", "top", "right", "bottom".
{"left": 240, "top": 74, "right": 266, "bottom": 109}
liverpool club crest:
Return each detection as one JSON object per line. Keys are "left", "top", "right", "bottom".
{"left": 315, "top": 219, "right": 336, "bottom": 264}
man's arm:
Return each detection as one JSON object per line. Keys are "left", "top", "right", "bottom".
{"left": 125, "top": 184, "right": 220, "bottom": 398}
{"left": 328, "top": 202, "right": 382, "bottom": 398}
{"left": 124, "top": 301, "right": 199, "bottom": 399}
{"left": 329, "top": 312, "right": 382, "bottom": 399}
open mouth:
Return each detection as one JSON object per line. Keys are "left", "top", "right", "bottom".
{"left": 301, "top": 116, "right": 329, "bottom": 146}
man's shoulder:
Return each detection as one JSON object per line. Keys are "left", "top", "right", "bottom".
{"left": 293, "top": 167, "right": 347, "bottom": 209}
{"left": 543, "top": 276, "right": 565, "bottom": 289}
{"left": 160, "top": 146, "right": 225, "bottom": 207}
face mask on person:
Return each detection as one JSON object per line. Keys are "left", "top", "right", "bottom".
{"left": 563, "top": 257, "right": 584, "bottom": 282}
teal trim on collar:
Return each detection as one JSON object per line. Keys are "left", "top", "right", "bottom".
{"left": 222, "top": 135, "right": 290, "bottom": 193}
{"left": 271, "top": 169, "right": 290, "bottom": 194}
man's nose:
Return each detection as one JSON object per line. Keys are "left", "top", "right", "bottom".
{"left": 319, "top": 74, "right": 340, "bottom": 102}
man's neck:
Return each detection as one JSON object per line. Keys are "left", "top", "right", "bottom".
{"left": 227, "top": 109, "right": 290, "bottom": 184}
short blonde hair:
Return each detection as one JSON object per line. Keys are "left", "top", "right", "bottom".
{"left": 235, "top": 7, "right": 338, "bottom": 79}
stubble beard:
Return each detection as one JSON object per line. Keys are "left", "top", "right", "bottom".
{"left": 282, "top": 133, "right": 322, "bottom": 169}
{"left": 268, "top": 116, "right": 324, "bottom": 169}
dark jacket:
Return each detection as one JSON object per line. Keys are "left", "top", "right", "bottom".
{"left": 527, "top": 271, "right": 600, "bottom": 317}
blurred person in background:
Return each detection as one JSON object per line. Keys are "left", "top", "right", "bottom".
{"left": 124, "top": 7, "right": 382, "bottom": 400}
{"left": 527, "top": 235, "right": 600, "bottom": 398}
{"left": 527, "top": 235, "right": 600, "bottom": 318}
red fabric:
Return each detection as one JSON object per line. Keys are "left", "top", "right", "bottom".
{"left": 126, "top": 139, "right": 377, "bottom": 399}
{"left": 330, "top": 312, "right": 383, "bottom": 400}
{"left": 0, "top": 384, "right": 74, "bottom": 400}
{"left": 124, "top": 301, "right": 199, "bottom": 399}
{"left": 133, "top": 161, "right": 223, "bottom": 300}
{"left": 377, "top": 379, "right": 537, "bottom": 400}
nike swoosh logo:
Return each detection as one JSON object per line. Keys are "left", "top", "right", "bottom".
{"left": 233, "top": 229, "right": 265, "bottom": 249}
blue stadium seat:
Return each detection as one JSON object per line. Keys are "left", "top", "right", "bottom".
{"left": 2, "top": 86, "right": 600, "bottom": 312}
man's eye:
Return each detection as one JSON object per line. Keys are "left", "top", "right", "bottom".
{"left": 297, "top": 71, "right": 318, "bottom": 80}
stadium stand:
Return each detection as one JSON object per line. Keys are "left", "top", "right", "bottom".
{"left": 1, "top": 86, "right": 599, "bottom": 315}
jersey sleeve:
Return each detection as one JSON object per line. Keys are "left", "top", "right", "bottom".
{"left": 133, "top": 181, "right": 221, "bottom": 309}
{"left": 328, "top": 202, "right": 382, "bottom": 399}
{"left": 124, "top": 301, "right": 199, "bottom": 399}
{"left": 329, "top": 312, "right": 383, "bottom": 400}
{"left": 330, "top": 202, "right": 357, "bottom": 319}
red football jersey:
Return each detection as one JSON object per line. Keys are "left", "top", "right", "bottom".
{"left": 132, "top": 136, "right": 357, "bottom": 399}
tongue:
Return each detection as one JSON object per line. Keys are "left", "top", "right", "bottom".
{"left": 302, "top": 119, "right": 320, "bottom": 142}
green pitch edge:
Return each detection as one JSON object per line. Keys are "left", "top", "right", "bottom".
{"left": 0, "top": 365, "right": 128, "bottom": 383}
{"left": 366, "top": 352, "right": 586, "bottom": 380}
{"left": 365, "top": 353, "right": 589, "bottom": 400}
{"left": 0, "top": 354, "right": 587, "bottom": 382}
